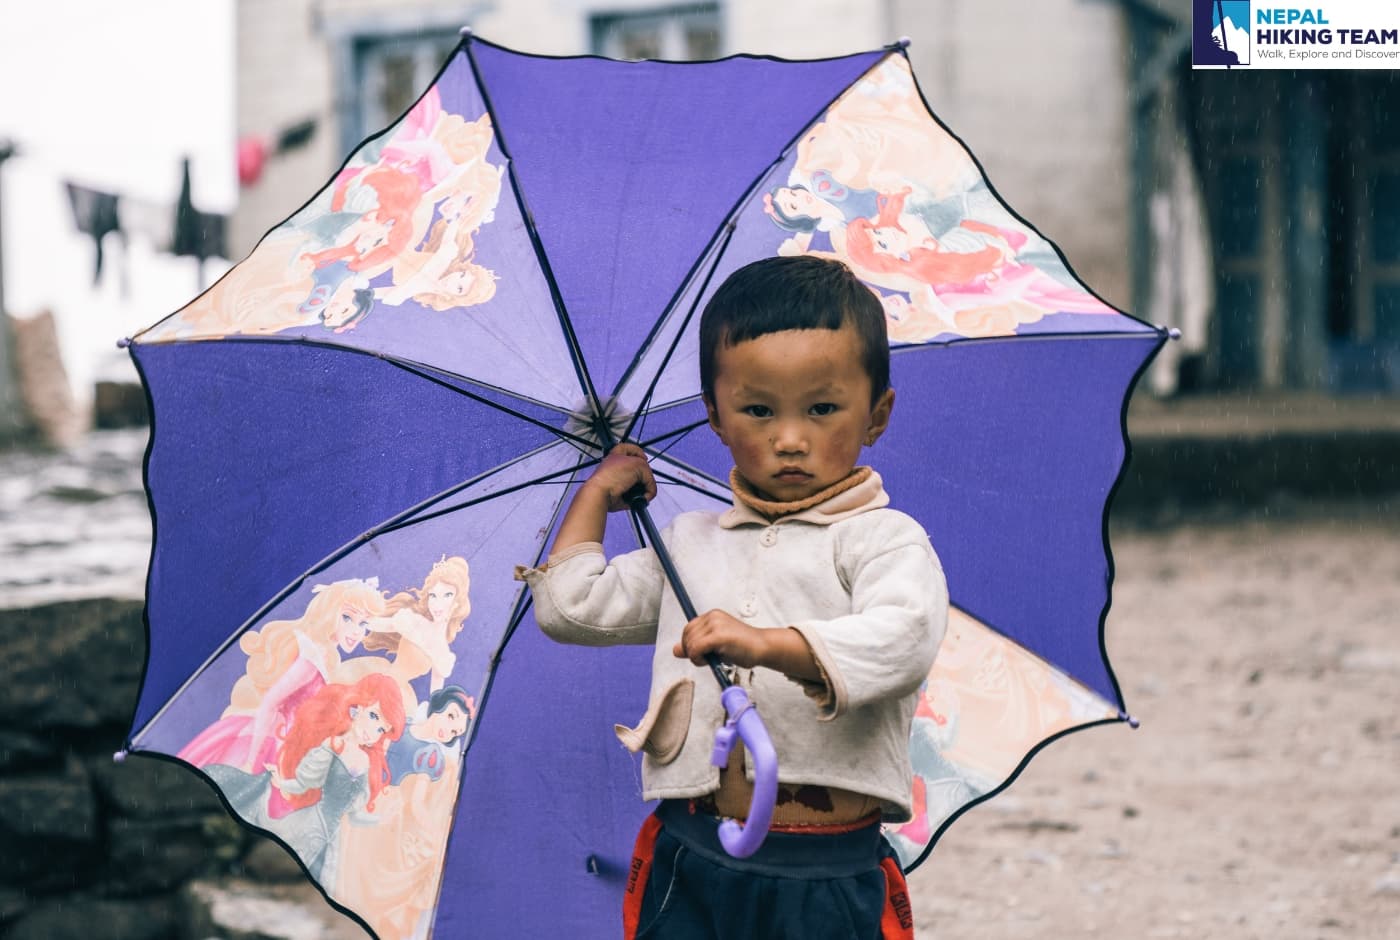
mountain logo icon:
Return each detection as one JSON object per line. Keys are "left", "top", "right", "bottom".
{"left": 1193, "top": 0, "right": 1251, "bottom": 67}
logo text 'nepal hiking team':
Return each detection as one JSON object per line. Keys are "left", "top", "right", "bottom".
{"left": 1193, "top": 1, "right": 1400, "bottom": 68}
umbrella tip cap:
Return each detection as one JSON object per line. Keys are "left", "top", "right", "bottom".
{"left": 895, "top": 36, "right": 912, "bottom": 48}
{"left": 113, "top": 749, "right": 129, "bottom": 763}
{"left": 116, "top": 337, "right": 132, "bottom": 349}
{"left": 459, "top": 25, "right": 473, "bottom": 36}
{"left": 1120, "top": 711, "right": 1140, "bottom": 729}
{"left": 1167, "top": 327, "right": 1183, "bottom": 341}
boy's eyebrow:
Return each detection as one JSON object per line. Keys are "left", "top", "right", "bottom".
{"left": 730, "top": 380, "right": 848, "bottom": 397}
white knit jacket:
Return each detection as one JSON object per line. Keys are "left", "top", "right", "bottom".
{"left": 519, "top": 470, "right": 948, "bottom": 822}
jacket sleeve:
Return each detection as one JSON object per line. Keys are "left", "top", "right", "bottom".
{"left": 788, "top": 514, "right": 947, "bottom": 719}
{"left": 517, "top": 541, "right": 664, "bottom": 646}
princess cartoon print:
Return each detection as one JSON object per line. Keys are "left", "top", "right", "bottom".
{"left": 363, "top": 556, "right": 472, "bottom": 708}
{"left": 205, "top": 673, "right": 407, "bottom": 885}
{"left": 178, "top": 578, "right": 388, "bottom": 775}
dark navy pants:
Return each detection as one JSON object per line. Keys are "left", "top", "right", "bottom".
{"left": 623, "top": 801, "right": 914, "bottom": 939}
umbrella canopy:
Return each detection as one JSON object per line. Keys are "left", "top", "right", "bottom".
{"left": 124, "top": 35, "right": 1164, "bottom": 939}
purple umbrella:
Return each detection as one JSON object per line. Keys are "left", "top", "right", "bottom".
{"left": 122, "top": 34, "right": 1164, "bottom": 938}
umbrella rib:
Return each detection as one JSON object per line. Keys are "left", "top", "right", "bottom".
{"left": 477, "top": 461, "right": 582, "bottom": 663}
{"left": 464, "top": 39, "right": 607, "bottom": 424}
{"left": 608, "top": 50, "right": 903, "bottom": 406}
{"left": 387, "top": 459, "right": 591, "bottom": 931}
{"left": 620, "top": 223, "right": 737, "bottom": 446}
{"left": 640, "top": 442, "right": 731, "bottom": 494}
{"left": 433, "top": 472, "right": 581, "bottom": 893}
{"left": 146, "top": 334, "right": 598, "bottom": 449}
{"left": 894, "top": 40, "right": 1164, "bottom": 339}
{"left": 131, "top": 442, "right": 587, "bottom": 743}
{"left": 610, "top": 217, "right": 733, "bottom": 411}
{"left": 460, "top": 462, "right": 582, "bottom": 745}
{"left": 887, "top": 328, "right": 1167, "bottom": 355}
{"left": 376, "top": 455, "right": 596, "bottom": 535}
{"left": 648, "top": 464, "right": 733, "bottom": 504}
{"left": 382, "top": 354, "right": 595, "bottom": 452}
{"left": 638, "top": 418, "right": 710, "bottom": 461}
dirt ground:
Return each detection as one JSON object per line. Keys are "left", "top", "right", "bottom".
{"left": 907, "top": 506, "right": 1400, "bottom": 939}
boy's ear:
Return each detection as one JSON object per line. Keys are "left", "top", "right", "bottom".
{"left": 704, "top": 395, "right": 726, "bottom": 443}
{"left": 864, "top": 388, "right": 896, "bottom": 447}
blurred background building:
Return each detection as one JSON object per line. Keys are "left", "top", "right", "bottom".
{"left": 2, "top": 5, "right": 1397, "bottom": 938}
{"left": 1, "top": 0, "right": 1398, "bottom": 436}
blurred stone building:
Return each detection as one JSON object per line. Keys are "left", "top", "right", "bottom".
{"left": 232, "top": 0, "right": 1400, "bottom": 400}
{"left": 231, "top": 0, "right": 1133, "bottom": 344}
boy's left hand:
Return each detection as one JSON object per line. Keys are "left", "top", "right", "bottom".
{"left": 674, "top": 609, "right": 767, "bottom": 669}
{"left": 674, "top": 610, "right": 822, "bottom": 681}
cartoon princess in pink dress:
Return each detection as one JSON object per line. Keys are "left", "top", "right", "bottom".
{"left": 178, "top": 578, "right": 389, "bottom": 776}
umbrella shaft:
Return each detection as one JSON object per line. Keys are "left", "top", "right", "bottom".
{"left": 628, "top": 492, "right": 731, "bottom": 690}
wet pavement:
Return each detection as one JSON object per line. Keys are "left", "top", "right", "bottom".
{"left": 0, "top": 429, "right": 149, "bottom": 609}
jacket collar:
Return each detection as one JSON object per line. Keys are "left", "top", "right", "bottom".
{"left": 718, "top": 466, "right": 889, "bottom": 528}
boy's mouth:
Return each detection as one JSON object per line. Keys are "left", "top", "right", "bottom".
{"left": 773, "top": 468, "right": 812, "bottom": 483}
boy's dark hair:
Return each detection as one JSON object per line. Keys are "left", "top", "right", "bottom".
{"left": 698, "top": 255, "right": 889, "bottom": 402}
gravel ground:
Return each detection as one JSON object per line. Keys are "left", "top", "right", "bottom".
{"left": 909, "top": 509, "right": 1400, "bottom": 940}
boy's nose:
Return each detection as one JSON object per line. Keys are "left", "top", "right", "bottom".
{"left": 772, "top": 422, "right": 808, "bottom": 455}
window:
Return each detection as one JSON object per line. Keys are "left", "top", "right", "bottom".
{"left": 590, "top": 4, "right": 722, "bottom": 61}
{"left": 352, "top": 31, "right": 462, "bottom": 146}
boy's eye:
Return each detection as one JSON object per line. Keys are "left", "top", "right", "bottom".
{"left": 742, "top": 405, "right": 773, "bottom": 418}
{"left": 809, "top": 403, "right": 838, "bottom": 416}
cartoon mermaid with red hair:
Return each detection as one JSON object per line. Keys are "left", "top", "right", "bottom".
{"left": 205, "top": 672, "right": 406, "bottom": 884}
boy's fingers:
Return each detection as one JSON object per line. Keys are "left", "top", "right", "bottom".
{"left": 609, "top": 443, "right": 645, "bottom": 460}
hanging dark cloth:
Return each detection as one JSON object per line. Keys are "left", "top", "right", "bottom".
{"left": 65, "top": 182, "right": 123, "bottom": 284}
{"left": 172, "top": 157, "right": 228, "bottom": 263}
{"left": 275, "top": 118, "right": 317, "bottom": 154}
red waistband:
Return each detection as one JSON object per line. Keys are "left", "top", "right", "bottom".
{"left": 685, "top": 799, "right": 882, "bottom": 835}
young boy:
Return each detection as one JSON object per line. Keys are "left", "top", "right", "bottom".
{"left": 522, "top": 255, "right": 947, "bottom": 939}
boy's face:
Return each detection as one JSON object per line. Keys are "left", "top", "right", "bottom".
{"left": 705, "top": 323, "right": 894, "bottom": 503}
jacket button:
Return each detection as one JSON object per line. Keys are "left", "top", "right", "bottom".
{"left": 760, "top": 528, "right": 778, "bottom": 547}
{"left": 740, "top": 599, "right": 757, "bottom": 617}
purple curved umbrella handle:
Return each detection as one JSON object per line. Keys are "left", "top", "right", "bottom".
{"left": 711, "top": 685, "right": 778, "bottom": 858}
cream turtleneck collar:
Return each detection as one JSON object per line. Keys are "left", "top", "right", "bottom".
{"left": 719, "top": 466, "right": 889, "bottom": 528}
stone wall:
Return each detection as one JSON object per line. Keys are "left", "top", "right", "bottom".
{"left": 0, "top": 599, "right": 359, "bottom": 940}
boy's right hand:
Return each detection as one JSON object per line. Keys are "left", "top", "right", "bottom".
{"left": 583, "top": 443, "right": 657, "bottom": 512}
